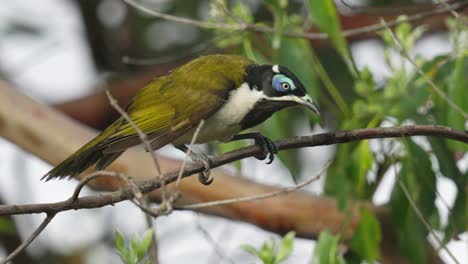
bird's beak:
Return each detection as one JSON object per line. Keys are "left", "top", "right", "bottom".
{"left": 296, "top": 94, "right": 320, "bottom": 116}
{"left": 267, "top": 94, "right": 320, "bottom": 116}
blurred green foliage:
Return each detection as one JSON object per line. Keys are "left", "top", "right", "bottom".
{"left": 115, "top": 229, "right": 153, "bottom": 264}
{"left": 207, "top": 1, "right": 467, "bottom": 263}
{"left": 0, "top": 217, "right": 16, "bottom": 235}
{"left": 241, "top": 231, "right": 295, "bottom": 264}
{"left": 312, "top": 231, "right": 345, "bottom": 264}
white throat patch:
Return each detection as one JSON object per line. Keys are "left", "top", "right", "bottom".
{"left": 180, "top": 83, "right": 265, "bottom": 143}
{"left": 214, "top": 82, "right": 264, "bottom": 125}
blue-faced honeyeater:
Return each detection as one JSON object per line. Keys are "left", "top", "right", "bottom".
{"left": 44, "top": 55, "right": 319, "bottom": 184}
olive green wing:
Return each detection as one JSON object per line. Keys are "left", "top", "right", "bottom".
{"left": 100, "top": 55, "right": 254, "bottom": 153}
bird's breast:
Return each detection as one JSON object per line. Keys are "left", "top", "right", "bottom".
{"left": 174, "top": 83, "right": 264, "bottom": 145}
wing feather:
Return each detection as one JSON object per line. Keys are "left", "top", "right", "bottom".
{"left": 98, "top": 55, "right": 254, "bottom": 153}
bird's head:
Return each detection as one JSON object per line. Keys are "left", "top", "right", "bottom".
{"left": 245, "top": 64, "right": 320, "bottom": 116}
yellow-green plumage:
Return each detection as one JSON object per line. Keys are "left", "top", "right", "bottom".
{"left": 44, "top": 55, "right": 254, "bottom": 180}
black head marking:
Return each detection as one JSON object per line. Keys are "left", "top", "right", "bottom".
{"left": 240, "top": 64, "right": 312, "bottom": 130}
{"left": 245, "top": 64, "right": 307, "bottom": 98}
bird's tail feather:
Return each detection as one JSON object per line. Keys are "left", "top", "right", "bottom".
{"left": 42, "top": 125, "right": 124, "bottom": 181}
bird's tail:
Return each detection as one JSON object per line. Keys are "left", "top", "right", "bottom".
{"left": 42, "top": 126, "right": 124, "bottom": 181}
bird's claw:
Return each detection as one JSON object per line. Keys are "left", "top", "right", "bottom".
{"left": 176, "top": 145, "right": 214, "bottom": 185}
{"left": 197, "top": 155, "right": 213, "bottom": 185}
{"left": 198, "top": 172, "right": 213, "bottom": 185}
{"left": 253, "top": 135, "right": 278, "bottom": 164}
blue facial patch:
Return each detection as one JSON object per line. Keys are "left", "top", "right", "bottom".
{"left": 272, "top": 74, "right": 296, "bottom": 92}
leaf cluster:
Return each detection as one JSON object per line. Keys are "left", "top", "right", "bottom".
{"left": 115, "top": 229, "right": 154, "bottom": 264}
{"left": 241, "top": 231, "right": 295, "bottom": 264}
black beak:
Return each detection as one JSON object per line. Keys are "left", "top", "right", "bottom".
{"left": 299, "top": 94, "right": 320, "bottom": 117}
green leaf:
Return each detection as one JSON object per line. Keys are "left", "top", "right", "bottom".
{"left": 0, "top": 217, "right": 16, "bottom": 235}
{"left": 390, "top": 140, "right": 437, "bottom": 264}
{"left": 275, "top": 231, "right": 295, "bottom": 264}
{"left": 446, "top": 53, "right": 467, "bottom": 133}
{"left": 306, "top": 0, "right": 356, "bottom": 76}
{"left": 394, "top": 17, "right": 425, "bottom": 52}
{"left": 325, "top": 132, "right": 377, "bottom": 210}
{"left": 210, "top": 1, "right": 253, "bottom": 48}
{"left": 431, "top": 136, "right": 467, "bottom": 241}
{"left": 119, "top": 249, "right": 132, "bottom": 264}
{"left": 231, "top": 1, "right": 254, "bottom": 23}
{"left": 115, "top": 231, "right": 126, "bottom": 253}
{"left": 405, "top": 141, "right": 438, "bottom": 217}
{"left": 349, "top": 208, "right": 381, "bottom": 262}
{"left": 128, "top": 250, "right": 138, "bottom": 264}
{"left": 259, "top": 239, "right": 276, "bottom": 264}
{"left": 264, "top": 0, "right": 288, "bottom": 50}
{"left": 130, "top": 234, "right": 140, "bottom": 259}
{"left": 312, "top": 231, "right": 345, "bottom": 264}
{"left": 429, "top": 138, "right": 463, "bottom": 184}
{"left": 351, "top": 141, "right": 373, "bottom": 198}
{"left": 391, "top": 165, "right": 428, "bottom": 264}
{"left": 325, "top": 144, "right": 353, "bottom": 210}
{"left": 241, "top": 244, "right": 259, "bottom": 255}
{"left": 408, "top": 53, "right": 467, "bottom": 153}
{"left": 354, "top": 67, "right": 375, "bottom": 97}
{"left": 447, "top": 187, "right": 468, "bottom": 241}
{"left": 115, "top": 230, "right": 153, "bottom": 264}
{"left": 138, "top": 229, "right": 154, "bottom": 260}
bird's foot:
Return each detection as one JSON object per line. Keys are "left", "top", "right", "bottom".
{"left": 230, "top": 133, "right": 279, "bottom": 164}
{"left": 252, "top": 134, "right": 279, "bottom": 164}
{"left": 176, "top": 145, "right": 214, "bottom": 185}
{"left": 192, "top": 152, "right": 213, "bottom": 185}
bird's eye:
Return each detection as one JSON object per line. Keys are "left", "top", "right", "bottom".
{"left": 272, "top": 74, "right": 296, "bottom": 92}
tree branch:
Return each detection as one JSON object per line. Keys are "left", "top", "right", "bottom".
{"left": 0, "top": 124, "right": 465, "bottom": 217}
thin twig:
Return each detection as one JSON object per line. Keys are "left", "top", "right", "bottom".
{"left": 393, "top": 159, "right": 460, "bottom": 264}
{"left": 144, "top": 211, "right": 158, "bottom": 264}
{"left": 434, "top": 184, "right": 461, "bottom": 240}
{"left": 179, "top": 161, "right": 330, "bottom": 210}
{"left": 123, "top": 0, "right": 245, "bottom": 31}
{"left": 335, "top": 1, "right": 468, "bottom": 38}
{"left": 0, "top": 125, "right": 466, "bottom": 217}
{"left": 71, "top": 170, "right": 122, "bottom": 202}
{"left": 381, "top": 19, "right": 468, "bottom": 120}
{"left": 71, "top": 170, "right": 171, "bottom": 217}
{"left": 0, "top": 213, "right": 56, "bottom": 264}
{"left": 104, "top": 89, "right": 167, "bottom": 201}
{"left": 436, "top": 0, "right": 468, "bottom": 25}
{"left": 123, "top": 0, "right": 468, "bottom": 40}
{"left": 175, "top": 120, "right": 205, "bottom": 189}
{"left": 195, "top": 214, "right": 235, "bottom": 264}
{"left": 341, "top": 0, "right": 461, "bottom": 15}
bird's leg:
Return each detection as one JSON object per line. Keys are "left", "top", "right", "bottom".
{"left": 175, "top": 145, "right": 213, "bottom": 185}
{"left": 229, "top": 132, "right": 278, "bottom": 164}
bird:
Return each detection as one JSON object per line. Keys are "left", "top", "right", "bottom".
{"left": 43, "top": 54, "right": 320, "bottom": 184}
